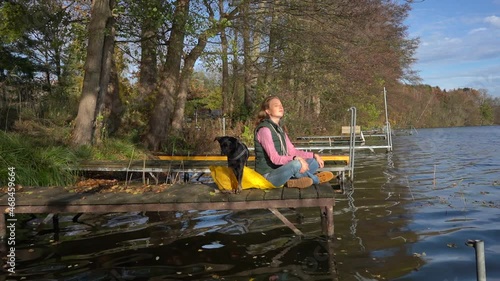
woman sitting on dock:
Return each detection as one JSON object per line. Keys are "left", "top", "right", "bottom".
{"left": 254, "top": 96, "right": 334, "bottom": 188}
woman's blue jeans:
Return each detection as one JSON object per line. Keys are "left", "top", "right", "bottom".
{"left": 264, "top": 158, "right": 320, "bottom": 187}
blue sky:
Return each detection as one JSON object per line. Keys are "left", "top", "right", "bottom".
{"left": 404, "top": 0, "right": 500, "bottom": 97}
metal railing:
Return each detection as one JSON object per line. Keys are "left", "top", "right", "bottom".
{"left": 348, "top": 107, "right": 357, "bottom": 180}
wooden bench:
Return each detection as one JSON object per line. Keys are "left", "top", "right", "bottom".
{"left": 296, "top": 127, "right": 365, "bottom": 145}
{"left": 341, "top": 125, "right": 365, "bottom": 143}
{"left": 0, "top": 183, "right": 336, "bottom": 239}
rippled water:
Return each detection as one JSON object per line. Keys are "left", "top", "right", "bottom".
{"left": 3, "top": 126, "right": 500, "bottom": 281}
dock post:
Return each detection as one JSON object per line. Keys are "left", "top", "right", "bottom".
{"left": 326, "top": 205, "right": 334, "bottom": 237}
{"left": 321, "top": 205, "right": 334, "bottom": 237}
{"left": 466, "top": 239, "right": 486, "bottom": 281}
{"left": 0, "top": 214, "right": 5, "bottom": 239}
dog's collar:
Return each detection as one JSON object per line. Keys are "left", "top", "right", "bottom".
{"left": 228, "top": 142, "right": 247, "bottom": 161}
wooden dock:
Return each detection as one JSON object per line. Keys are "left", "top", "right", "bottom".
{"left": 0, "top": 154, "right": 347, "bottom": 239}
{"left": 74, "top": 154, "right": 351, "bottom": 184}
{"left": 0, "top": 183, "right": 336, "bottom": 239}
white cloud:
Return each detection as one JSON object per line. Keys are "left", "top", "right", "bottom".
{"left": 469, "top": 27, "right": 487, "bottom": 34}
{"left": 406, "top": 5, "right": 500, "bottom": 97}
{"left": 443, "top": 37, "right": 461, "bottom": 44}
{"left": 417, "top": 61, "right": 500, "bottom": 97}
{"left": 485, "top": 15, "right": 500, "bottom": 27}
{"left": 416, "top": 16, "right": 500, "bottom": 64}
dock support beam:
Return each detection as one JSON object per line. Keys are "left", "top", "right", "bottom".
{"left": 268, "top": 208, "right": 304, "bottom": 236}
{"left": 466, "top": 239, "right": 486, "bottom": 281}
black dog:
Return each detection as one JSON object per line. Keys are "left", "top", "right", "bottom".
{"left": 214, "top": 136, "right": 249, "bottom": 194}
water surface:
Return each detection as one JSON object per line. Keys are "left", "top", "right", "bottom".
{"left": 2, "top": 126, "right": 500, "bottom": 280}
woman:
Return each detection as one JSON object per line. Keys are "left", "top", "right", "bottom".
{"left": 254, "top": 96, "right": 334, "bottom": 188}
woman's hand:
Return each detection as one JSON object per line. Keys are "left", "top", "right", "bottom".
{"left": 314, "top": 153, "right": 325, "bottom": 168}
{"left": 295, "top": 156, "right": 309, "bottom": 173}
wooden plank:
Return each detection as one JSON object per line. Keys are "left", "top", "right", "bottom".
{"left": 263, "top": 187, "right": 284, "bottom": 200}
{"left": 5, "top": 198, "right": 335, "bottom": 214}
{"left": 1, "top": 184, "right": 334, "bottom": 211}
{"left": 245, "top": 189, "right": 267, "bottom": 201}
{"left": 228, "top": 189, "right": 252, "bottom": 202}
{"left": 282, "top": 186, "right": 301, "bottom": 200}
{"left": 75, "top": 190, "right": 162, "bottom": 205}
{"left": 341, "top": 125, "right": 362, "bottom": 135}
{"left": 300, "top": 185, "right": 320, "bottom": 199}
{"left": 209, "top": 191, "right": 230, "bottom": 203}
{"left": 14, "top": 186, "right": 77, "bottom": 204}
{"left": 158, "top": 183, "right": 230, "bottom": 204}
{"left": 162, "top": 184, "right": 211, "bottom": 203}
{"left": 316, "top": 183, "right": 335, "bottom": 198}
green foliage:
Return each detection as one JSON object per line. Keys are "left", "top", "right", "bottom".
{"left": 185, "top": 72, "right": 223, "bottom": 117}
{"left": 88, "top": 138, "right": 148, "bottom": 160}
{"left": 0, "top": 2, "right": 28, "bottom": 42}
{"left": 390, "top": 85, "right": 499, "bottom": 128}
{"left": 358, "top": 102, "right": 383, "bottom": 129}
{"left": 480, "top": 102, "right": 493, "bottom": 124}
{"left": 161, "top": 134, "right": 193, "bottom": 155}
{"left": 240, "top": 125, "right": 254, "bottom": 145}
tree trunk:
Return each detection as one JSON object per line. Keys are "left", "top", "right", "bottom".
{"left": 104, "top": 55, "right": 123, "bottom": 135}
{"left": 242, "top": 1, "right": 262, "bottom": 116}
{"left": 230, "top": 28, "right": 240, "bottom": 121}
{"left": 264, "top": 0, "right": 279, "bottom": 85}
{"left": 312, "top": 95, "right": 321, "bottom": 118}
{"left": 144, "top": 0, "right": 189, "bottom": 151}
{"left": 138, "top": 5, "right": 158, "bottom": 101}
{"left": 219, "top": 0, "right": 230, "bottom": 118}
{"left": 95, "top": 0, "right": 116, "bottom": 145}
{"left": 71, "top": 0, "right": 112, "bottom": 146}
{"left": 171, "top": 32, "right": 210, "bottom": 132}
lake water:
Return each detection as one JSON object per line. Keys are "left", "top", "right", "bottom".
{"left": 3, "top": 126, "right": 500, "bottom": 281}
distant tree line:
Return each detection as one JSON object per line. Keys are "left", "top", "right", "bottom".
{"left": 1, "top": 0, "right": 498, "bottom": 152}
{"left": 391, "top": 85, "right": 499, "bottom": 129}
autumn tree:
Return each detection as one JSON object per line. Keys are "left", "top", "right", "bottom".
{"left": 143, "top": 0, "right": 239, "bottom": 151}
{"left": 71, "top": 0, "right": 115, "bottom": 146}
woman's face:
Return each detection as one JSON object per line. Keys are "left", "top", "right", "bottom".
{"left": 265, "top": 98, "right": 284, "bottom": 119}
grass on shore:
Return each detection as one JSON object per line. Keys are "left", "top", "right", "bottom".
{"left": 0, "top": 117, "right": 234, "bottom": 187}
{"left": 0, "top": 129, "right": 149, "bottom": 187}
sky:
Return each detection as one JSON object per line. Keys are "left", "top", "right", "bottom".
{"left": 404, "top": 0, "right": 500, "bottom": 98}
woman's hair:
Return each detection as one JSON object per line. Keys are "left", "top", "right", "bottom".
{"left": 254, "top": 95, "right": 280, "bottom": 126}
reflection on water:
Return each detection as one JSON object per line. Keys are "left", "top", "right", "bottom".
{"left": 2, "top": 126, "right": 500, "bottom": 280}
{"left": 7, "top": 219, "right": 337, "bottom": 280}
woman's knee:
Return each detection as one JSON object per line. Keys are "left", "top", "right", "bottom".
{"left": 307, "top": 158, "right": 319, "bottom": 171}
{"left": 290, "top": 159, "right": 302, "bottom": 172}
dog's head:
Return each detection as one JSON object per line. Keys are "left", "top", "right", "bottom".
{"left": 214, "top": 136, "right": 238, "bottom": 156}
